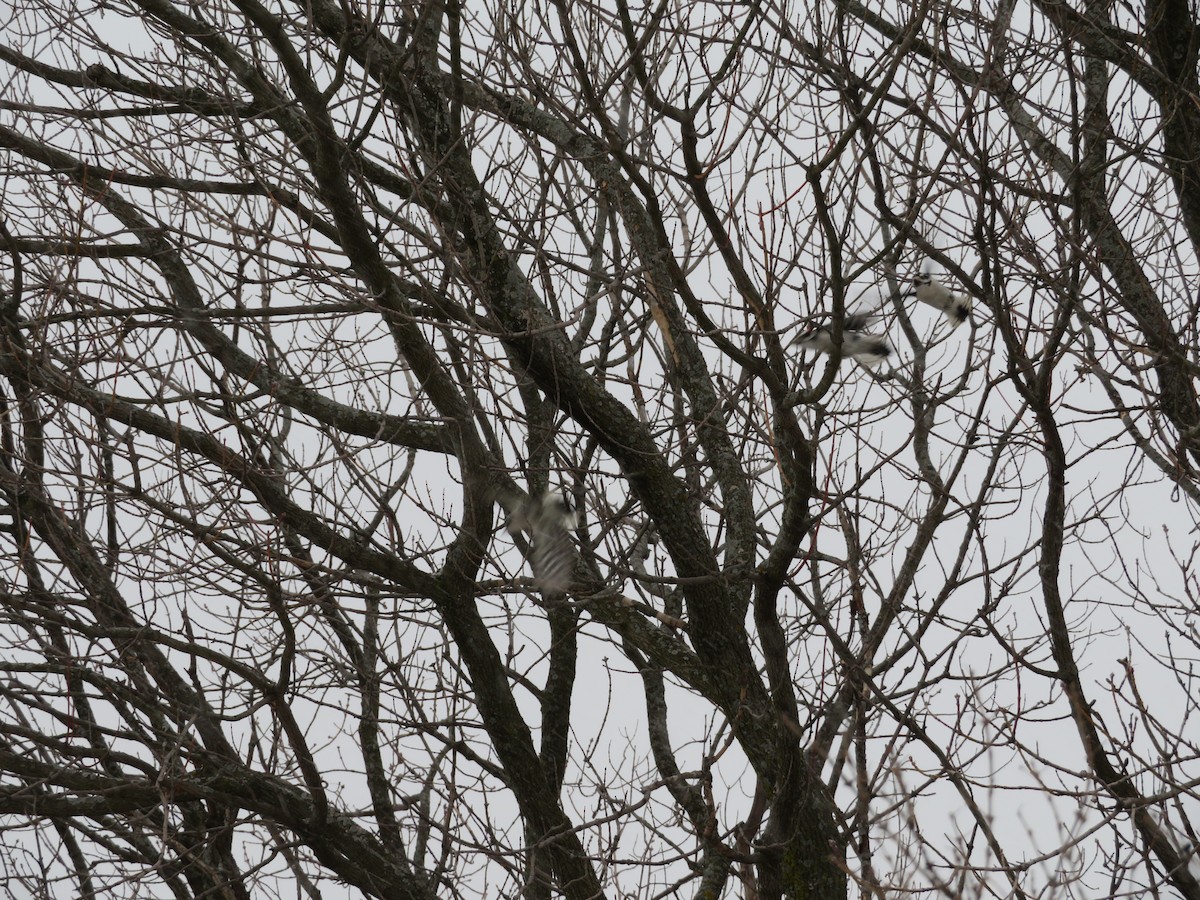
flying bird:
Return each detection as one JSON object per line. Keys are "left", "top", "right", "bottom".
{"left": 908, "top": 273, "right": 971, "bottom": 326}
{"left": 794, "top": 312, "right": 892, "bottom": 366}
{"left": 504, "top": 491, "right": 578, "bottom": 596}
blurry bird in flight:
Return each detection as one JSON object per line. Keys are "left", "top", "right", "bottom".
{"left": 907, "top": 273, "right": 971, "bottom": 326}
{"left": 504, "top": 491, "right": 577, "bottom": 596}
{"left": 794, "top": 311, "right": 892, "bottom": 366}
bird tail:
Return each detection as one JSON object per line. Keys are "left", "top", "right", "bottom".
{"left": 851, "top": 336, "right": 892, "bottom": 366}
{"left": 948, "top": 298, "right": 971, "bottom": 327}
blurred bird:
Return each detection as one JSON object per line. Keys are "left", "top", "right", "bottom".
{"left": 505, "top": 491, "right": 578, "bottom": 596}
{"left": 794, "top": 312, "right": 892, "bottom": 366}
{"left": 908, "top": 273, "right": 971, "bottom": 326}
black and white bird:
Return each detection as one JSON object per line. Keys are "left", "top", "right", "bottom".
{"left": 504, "top": 491, "right": 578, "bottom": 596}
{"left": 794, "top": 312, "right": 892, "bottom": 366}
{"left": 908, "top": 273, "right": 971, "bottom": 327}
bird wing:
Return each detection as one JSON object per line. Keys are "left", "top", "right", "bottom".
{"left": 531, "top": 515, "right": 575, "bottom": 595}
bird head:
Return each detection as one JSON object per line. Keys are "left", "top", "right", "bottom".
{"left": 541, "top": 492, "right": 578, "bottom": 529}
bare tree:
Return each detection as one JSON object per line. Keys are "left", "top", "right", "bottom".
{"left": 1, "top": 1, "right": 1200, "bottom": 897}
